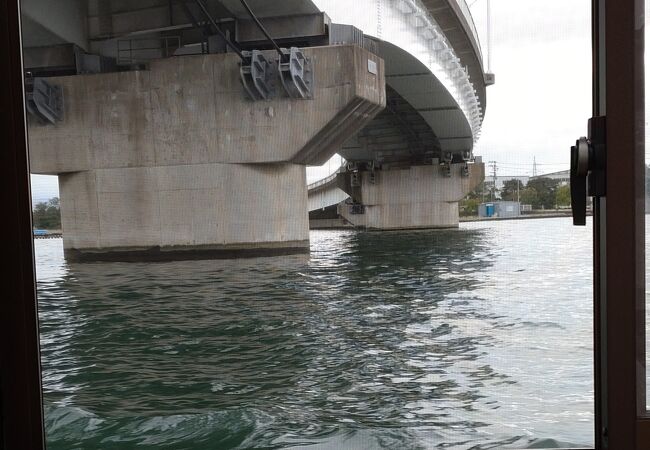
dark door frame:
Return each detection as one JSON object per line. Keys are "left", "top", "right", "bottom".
{"left": 597, "top": 0, "right": 650, "bottom": 448}
{"left": 1, "top": 0, "right": 649, "bottom": 449}
{"left": 0, "top": 0, "right": 45, "bottom": 449}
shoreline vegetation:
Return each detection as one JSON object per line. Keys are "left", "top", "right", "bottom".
{"left": 460, "top": 177, "right": 572, "bottom": 217}
{"left": 32, "top": 197, "right": 61, "bottom": 230}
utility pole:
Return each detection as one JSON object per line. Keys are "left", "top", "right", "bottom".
{"left": 532, "top": 156, "right": 538, "bottom": 177}
{"left": 488, "top": 160, "right": 497, "bottom": 200}
{"left": 516, "top": 178, "right": 522, "bottom": 215}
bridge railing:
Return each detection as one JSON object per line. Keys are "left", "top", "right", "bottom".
{"left": 454, "top": 0, "right": 483, "bottom": 64}
{"left": 400, "top": 0, "right": 483, "bottom": 137}
{"left": 308, "top": 170, "right": 340, "bottom": 191}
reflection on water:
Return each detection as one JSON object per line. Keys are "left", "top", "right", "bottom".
{"left": 36, "top": 218, "right": 594, "bottom": 449}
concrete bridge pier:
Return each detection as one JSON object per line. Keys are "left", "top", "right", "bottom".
{"left": 337, "top": 162, "right": 484, "bottom": 230}
{"left": 28, "top": 45, "right": 385, "bottom": 260}
{"left": 56, "top": 163, "right": 311, "bottom": 261}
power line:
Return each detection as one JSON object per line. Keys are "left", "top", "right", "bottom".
{"left": 477, "top": 159, "right": 570, "bottom": 179}
{"left": 488, "top": 160, "right": 498, "bottom": 201}
{"left": 486, "top": 164, "right": 558, "bottom": 168}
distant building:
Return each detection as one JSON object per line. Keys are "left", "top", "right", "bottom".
{"left": 479, "top": 201, "right": 521, "bottom": 218}
{"left": 530, "top": 170, "right": 570, "bottom": 186}
{"left": 481, "top": 170, "right": 569, "bottom": 201}
{"left": 484, "top": 175, "right": 530, "bottom": 192}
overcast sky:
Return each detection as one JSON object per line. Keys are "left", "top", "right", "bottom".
{"left": 469, "top": 0, "right": 594, "bottom": 179}
{"left": 29, "top": 0, "right": 642, "bottom": 200}
{"left": 303, "top": 0, "right": 594, "bottom": 183}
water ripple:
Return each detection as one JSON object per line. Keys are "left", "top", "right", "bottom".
{"left": 36, "top": 218, "right": 595, "bottom": 449}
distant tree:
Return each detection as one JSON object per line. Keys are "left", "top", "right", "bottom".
{"left": 460, "top": 198, "right": 480, "bottom": 217}
{"left": 519, "top": 187, "right": 539, "bottom": 208}
{"left": 556, "top": 185, "right": 571, "bottom": 207}
{"left": 500, "top": 179, "right": 524, "bottom": 202}
{"left": 460, "top": 181, "right": 495, "bottom": 217}
{"left": 526, "top": 177, "right": 559, "bottom": 209}
{"left": 463, "top": 182, "right": 487, "bottom": 202}
{"left": 33, "top": 197, "right": 61, "bottom": 230}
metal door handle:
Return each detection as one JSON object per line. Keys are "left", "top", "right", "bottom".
{"left": 570, "top": 116, "right": 606, "bottom": 226}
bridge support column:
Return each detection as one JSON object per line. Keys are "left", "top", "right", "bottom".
{"left": 58, "top": 163, "right": 309, "bottom": 261}
{"left": 339, "top": 163, "right": 483, "bottom": 230}
{"left": 28, "top": 46, "right": 385, "bottom": 260}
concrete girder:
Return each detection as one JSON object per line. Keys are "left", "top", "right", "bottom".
{"left": 84, "top": 0, "right": 323, "bottom": 41}
{"left": 218, "top": 0, "right": 320, "bottom": 18}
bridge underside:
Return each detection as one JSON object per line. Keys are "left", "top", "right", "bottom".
{"left": 23, "top": 0, "right": 488, "bottom": 258}
{"left": 341, "top": 86, "right": 441, "bottom": 167}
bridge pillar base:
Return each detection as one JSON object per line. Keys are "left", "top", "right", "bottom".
{"left": 339, "top": 163, "right": 483, "bottom": 230}
{"left": 58, "top": 163, "right": 310, "bottom": 262}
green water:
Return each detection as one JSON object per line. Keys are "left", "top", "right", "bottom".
{"left": 36, "top": 218, "right": 595, "bottom": 449}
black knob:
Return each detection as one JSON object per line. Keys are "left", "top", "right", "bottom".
{"left": 570, "top": 137, "right": 589, "bottom": 226}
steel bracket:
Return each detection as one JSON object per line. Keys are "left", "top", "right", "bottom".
{"left": 278, "top": 47, "right": 313, "bottom": 99}
{"left": 25, "top": 77, "right": 63, "bottom": 124}
{"left": 462, "top": 163, "right": 470, "bottom": 177}
{"left": 240, "top": 50, "right": 277, "bottom": 101}
{"left": 441, "top": 162, "right": 452, "bottom": 178}
{"left": 350, "top": 172, "right": 361, "bottom": 187}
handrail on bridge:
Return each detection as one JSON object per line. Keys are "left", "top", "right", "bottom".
{"left": 453, "top": 0, "right": 484, "bottom": 65}
{"left": 307, "top": 170, "right": 340, "bottom": 191}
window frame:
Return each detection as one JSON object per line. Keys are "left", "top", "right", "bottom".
{"left": 595, "top": 0, "right": 650, "bottom": 448}
{"left": 0, "top": 0, "right": 648, "bottom": 448}
{"left": 0, "top": 0, "right": 45, "bottom": 448}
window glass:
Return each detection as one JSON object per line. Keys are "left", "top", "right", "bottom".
{"left": 27, "top": 0, "right": 593, "bottom": 447}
